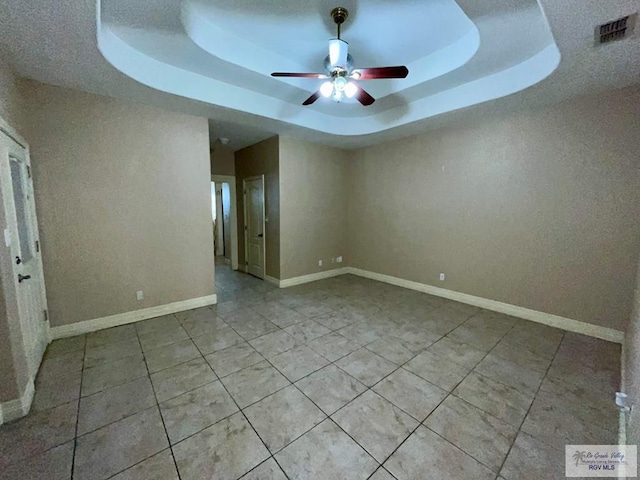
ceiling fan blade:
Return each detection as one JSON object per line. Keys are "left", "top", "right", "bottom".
{"left": 351, "top": 66, "right": 409, "bottom": 80}
{"left": 353, "top": 83, "right": 375, "bottom": 106}
{"left": 302, "top": 90, "right": 322, "bottom": 106}
{"left": 271, "top": 72, "right": 327, "bottom": 78}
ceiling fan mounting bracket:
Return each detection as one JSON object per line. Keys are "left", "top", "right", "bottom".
{"left": 331, "top": 7, "right": 349, "bottom": 38}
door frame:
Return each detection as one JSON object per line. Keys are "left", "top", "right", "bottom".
{"left": 243, "top": 175, "right": 266, "bottom": 279}
{"left": 211, "top": 175, "right": 238, "bottom": 270}
{"left": 0, "top": 114, "right": 50, "bottom": 420}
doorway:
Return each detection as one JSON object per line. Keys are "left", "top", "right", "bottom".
{"left": 0, "top": 124, "right": 49, "bottom": 381}
{"left": 243, "top": 175, "right": 265, "bottom": 279}
{"left": 211, "top": 175, "right": 238, "bottom": 270}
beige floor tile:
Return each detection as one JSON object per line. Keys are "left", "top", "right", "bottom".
{"left": 446, "top": 324, "right": 504, "bottom": 351}
{"left": 313, "top": 311, "right": 355, "bottom": 331}
{"left": 270, "top": 345, "right": 329, "bottom": 382}
{"left": 426, "top": 336, "right": 487, "bottom": 369}
{"left": 256, "top": 302, "right": 308, "bottom": 328}
{"left": 74, "top": 407, "right": 168, "bottom": 480}
{"left": 373, "top": 368, "right": 447, "bottom": 421}
{"left": 284, "top": 319, "right": 332, "bottom": 343}
{"left": 230, "top": 317, "right": 280, "bottom": 340}
{"left": 160, "top": 381, "right": 238, "bottom": 444}
{"left": 474, "top": 353, "right": 546, "bottom": 394}
{"left": 521, "top": 388, "right": 618, "bottom": 449}
{"left": 0, "top": 440, "right": 74, "bottom": 480}
{"left": 32, "top": 364, "right": 82, "bottom": 413}
{"left": 181, "top": 315, "right": 230, "bottom": 339}
{"left": 296, "top": 365, "right": 367, "bottom": 415}
{"left": 110, "top": 449, "right": 178, "bottom": 480}
{"left": 138, "top": 326, "right": 189, "bottom": 351}
{"left": 385, "top": 426, "right": 494, "bottom": 480}
{"left": 369, "top": 467, "right": 395, "bottom": 480}
{"left": 490, "top": 341, "right": 552, "bottom": 373}
{"left": 244, "top": 385, "right": 326, "bottom": 453}
{"left": 134, "top": 315, "right": 182, "bottom": 335}
{"left": 221, "top": 361, "right": 290, "bottom": 408}
{"left": 204, "top": 342, "right": 264, "bottom": 377}
{"left": 332, "top": 390, "right": 418, "bottom": 462}
{"left": 173, "top": 412, "right": 269, "bottom": 480}
{"left": 365, "top": 337, "right": 417, "bottom": 365}
{"left": 424, "top": 395, "right": 518, "bottom": 472}
{"left": 453, "top": 372, "right": 534, "bottom": 427}
{"left": 150, "top": 357, "right": 217, "bottom": 403}
{"left": 0, "top": 400, "right": 77, "bottom": 467}
{"left": 249, "top": 330, "right": 301, "bottom": 358}
{"left": 84, "top": 337, "right": 142, "bottom": 368}
{"left": 240, "top": 458, "right": 288, "bottom": 480}
{"left": 404, "top": 350, "right": 470, "bottom": 391}
{"left": 78, "top": 376, "right": 156, "bottom": 435}
{"left": 500, "top": 431, "right": 567, "bottom": 480}
{"left": 144, "top": 338, "right": 201, "bottom": 373}
{"left": 306, "top": 332, "right": 360, "bottom": 361}
{"left": 44, "top": 335, "right": 86, "bottom": 359}
{"left": 81, "top": 355, "right": 148, "bottom": 396}
{"left": 191, "top": 327, "right": 244, "bottom": 355}
{"left": 86, "top": 324, "right": 137, "bottom": 348}
{"left": 276, "top": 420, "right": 377, "bottom": 480}
{"left": 335, "top": 348, "right": 396, "bottom": 387}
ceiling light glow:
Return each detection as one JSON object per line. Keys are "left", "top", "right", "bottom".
{"left": 320, "top": 81, "right": 334, "bottom": 97}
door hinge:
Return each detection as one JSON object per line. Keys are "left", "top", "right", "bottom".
{"left": 35, "top": 240, "right": 40, "bottom": 252}
{"left": 43, "top": 310, "right": 48, "bottom": 322}
{"left": 245, "top": 261, "right": 248, "bottom": 265}
{"left": 26, "top": 165, "right": 31, "bottom": 178}
{"left": 244, "top": 225, "right": 247, "bottom": 231}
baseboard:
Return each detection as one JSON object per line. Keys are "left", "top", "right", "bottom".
{"left": 264, "top": 275, "right": 280, "bottom": 287}
{"left": 50, "top": 294, "right": 217, "bottom": 339}
{"left": 345, "top": 267, "right": 624, "bottom": 344}
{"left": 278, "top": 268, "right": 349, "bottom": 288}
{"left": 0, "top": 377, "right": 35, "bottom": 425}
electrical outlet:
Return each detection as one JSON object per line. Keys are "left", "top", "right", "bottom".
{"left": 439, "top": 273, "right": 445, "bottom": 282}
{"left": 318, "top": 260, "right": 323, "bottom": 267}
{"left": 336, "top": 256, "right": 343, "bottom": 263}
{"left": 136, "top": 290, "right": 144, "bottom": 301}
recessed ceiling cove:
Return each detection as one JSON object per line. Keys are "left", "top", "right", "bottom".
{"left": 98, "top": 0, "right": 560, "bottom": 136}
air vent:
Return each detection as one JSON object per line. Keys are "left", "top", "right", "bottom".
{"left": 596, "top": 13, "right": 637, "bottom": 45}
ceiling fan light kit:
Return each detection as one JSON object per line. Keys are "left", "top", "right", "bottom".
{"left": 271, "top": 6, "right": 409, "bottom": 106}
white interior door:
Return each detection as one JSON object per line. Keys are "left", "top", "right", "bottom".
{"left": 0, "top": 129, "right": 48, "bottom": 379}
{"left": 244, "top": 176, "right": 265, "bottom": 279}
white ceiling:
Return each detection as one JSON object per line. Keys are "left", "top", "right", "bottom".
{"left": 0, "top": 0, "right": 639, "bottom": 150}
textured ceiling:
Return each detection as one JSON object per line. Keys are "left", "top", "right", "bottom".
{"left": 0, "top": 0, "right": 639, "bottom": 149}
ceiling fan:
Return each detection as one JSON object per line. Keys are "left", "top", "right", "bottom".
{"left": 271, "top": 7, "right": 409, "bottom": 106}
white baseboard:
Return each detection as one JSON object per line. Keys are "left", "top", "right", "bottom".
{"left": 264, "top": 275, "right": 280, "bottom": 287}
{"left": 345, "top": 267, "right": 624, "bottom": 344}
{"left": 50, "top": 294, "right": 217, "bottom": 339}
{"left": 0, "top": 377, "right": 34, "bottom": 425}
{"left": 278, "top": 268, "right": 349, "bottom": 288}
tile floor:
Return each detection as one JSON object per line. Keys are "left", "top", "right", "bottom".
{"left": 0, "top": 260, "right": 621, "bottom": 479}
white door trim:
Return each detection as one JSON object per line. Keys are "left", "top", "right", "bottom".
{"left": 243, "top": 175, "right": 266, "bottom": 279}
{"left": 211, "top": 175, "right": 238, "bottom": 270}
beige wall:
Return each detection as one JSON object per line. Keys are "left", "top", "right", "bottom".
{"left": 235, "top": 136, "right": 280, "bottom": 279}
{"left": 210, "top": 141, "right": 235, "bottom": 176}
{"left": 624, "top": 257, "right": 640, "bottom": 446}
{"left": 279, "top": 136, "right": 349, "bottom": 279}
{"left": 0, "top": 57, "right": 23, "bottom": 132}
{"left": 20, "top": 81, "right": 214, "bottom": 327}
{"left": 348, "top": 86, "right": 640, "bottom": 331}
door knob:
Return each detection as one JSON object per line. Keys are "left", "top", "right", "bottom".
{"left": 258, "top": 233, "right": 264, "bottom": 237}
{"left": 18, "top": 274, "right": 31, "bottom": 283}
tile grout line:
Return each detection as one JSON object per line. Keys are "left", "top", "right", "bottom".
{"left": 70, "top": 334, "right": 88, "bottom": 480}
{"left": 187, "top": 323, "right": 293, "bottom": 480}
{"left": 134, "top": 313, "right": 184, "bottom": 480}
{"left": 493, "top": 330, "right": 568, "bottom": 478}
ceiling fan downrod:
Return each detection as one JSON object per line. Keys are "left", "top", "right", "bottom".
{"left": 331, "top": 7, "right": 348, "bottom": 39}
